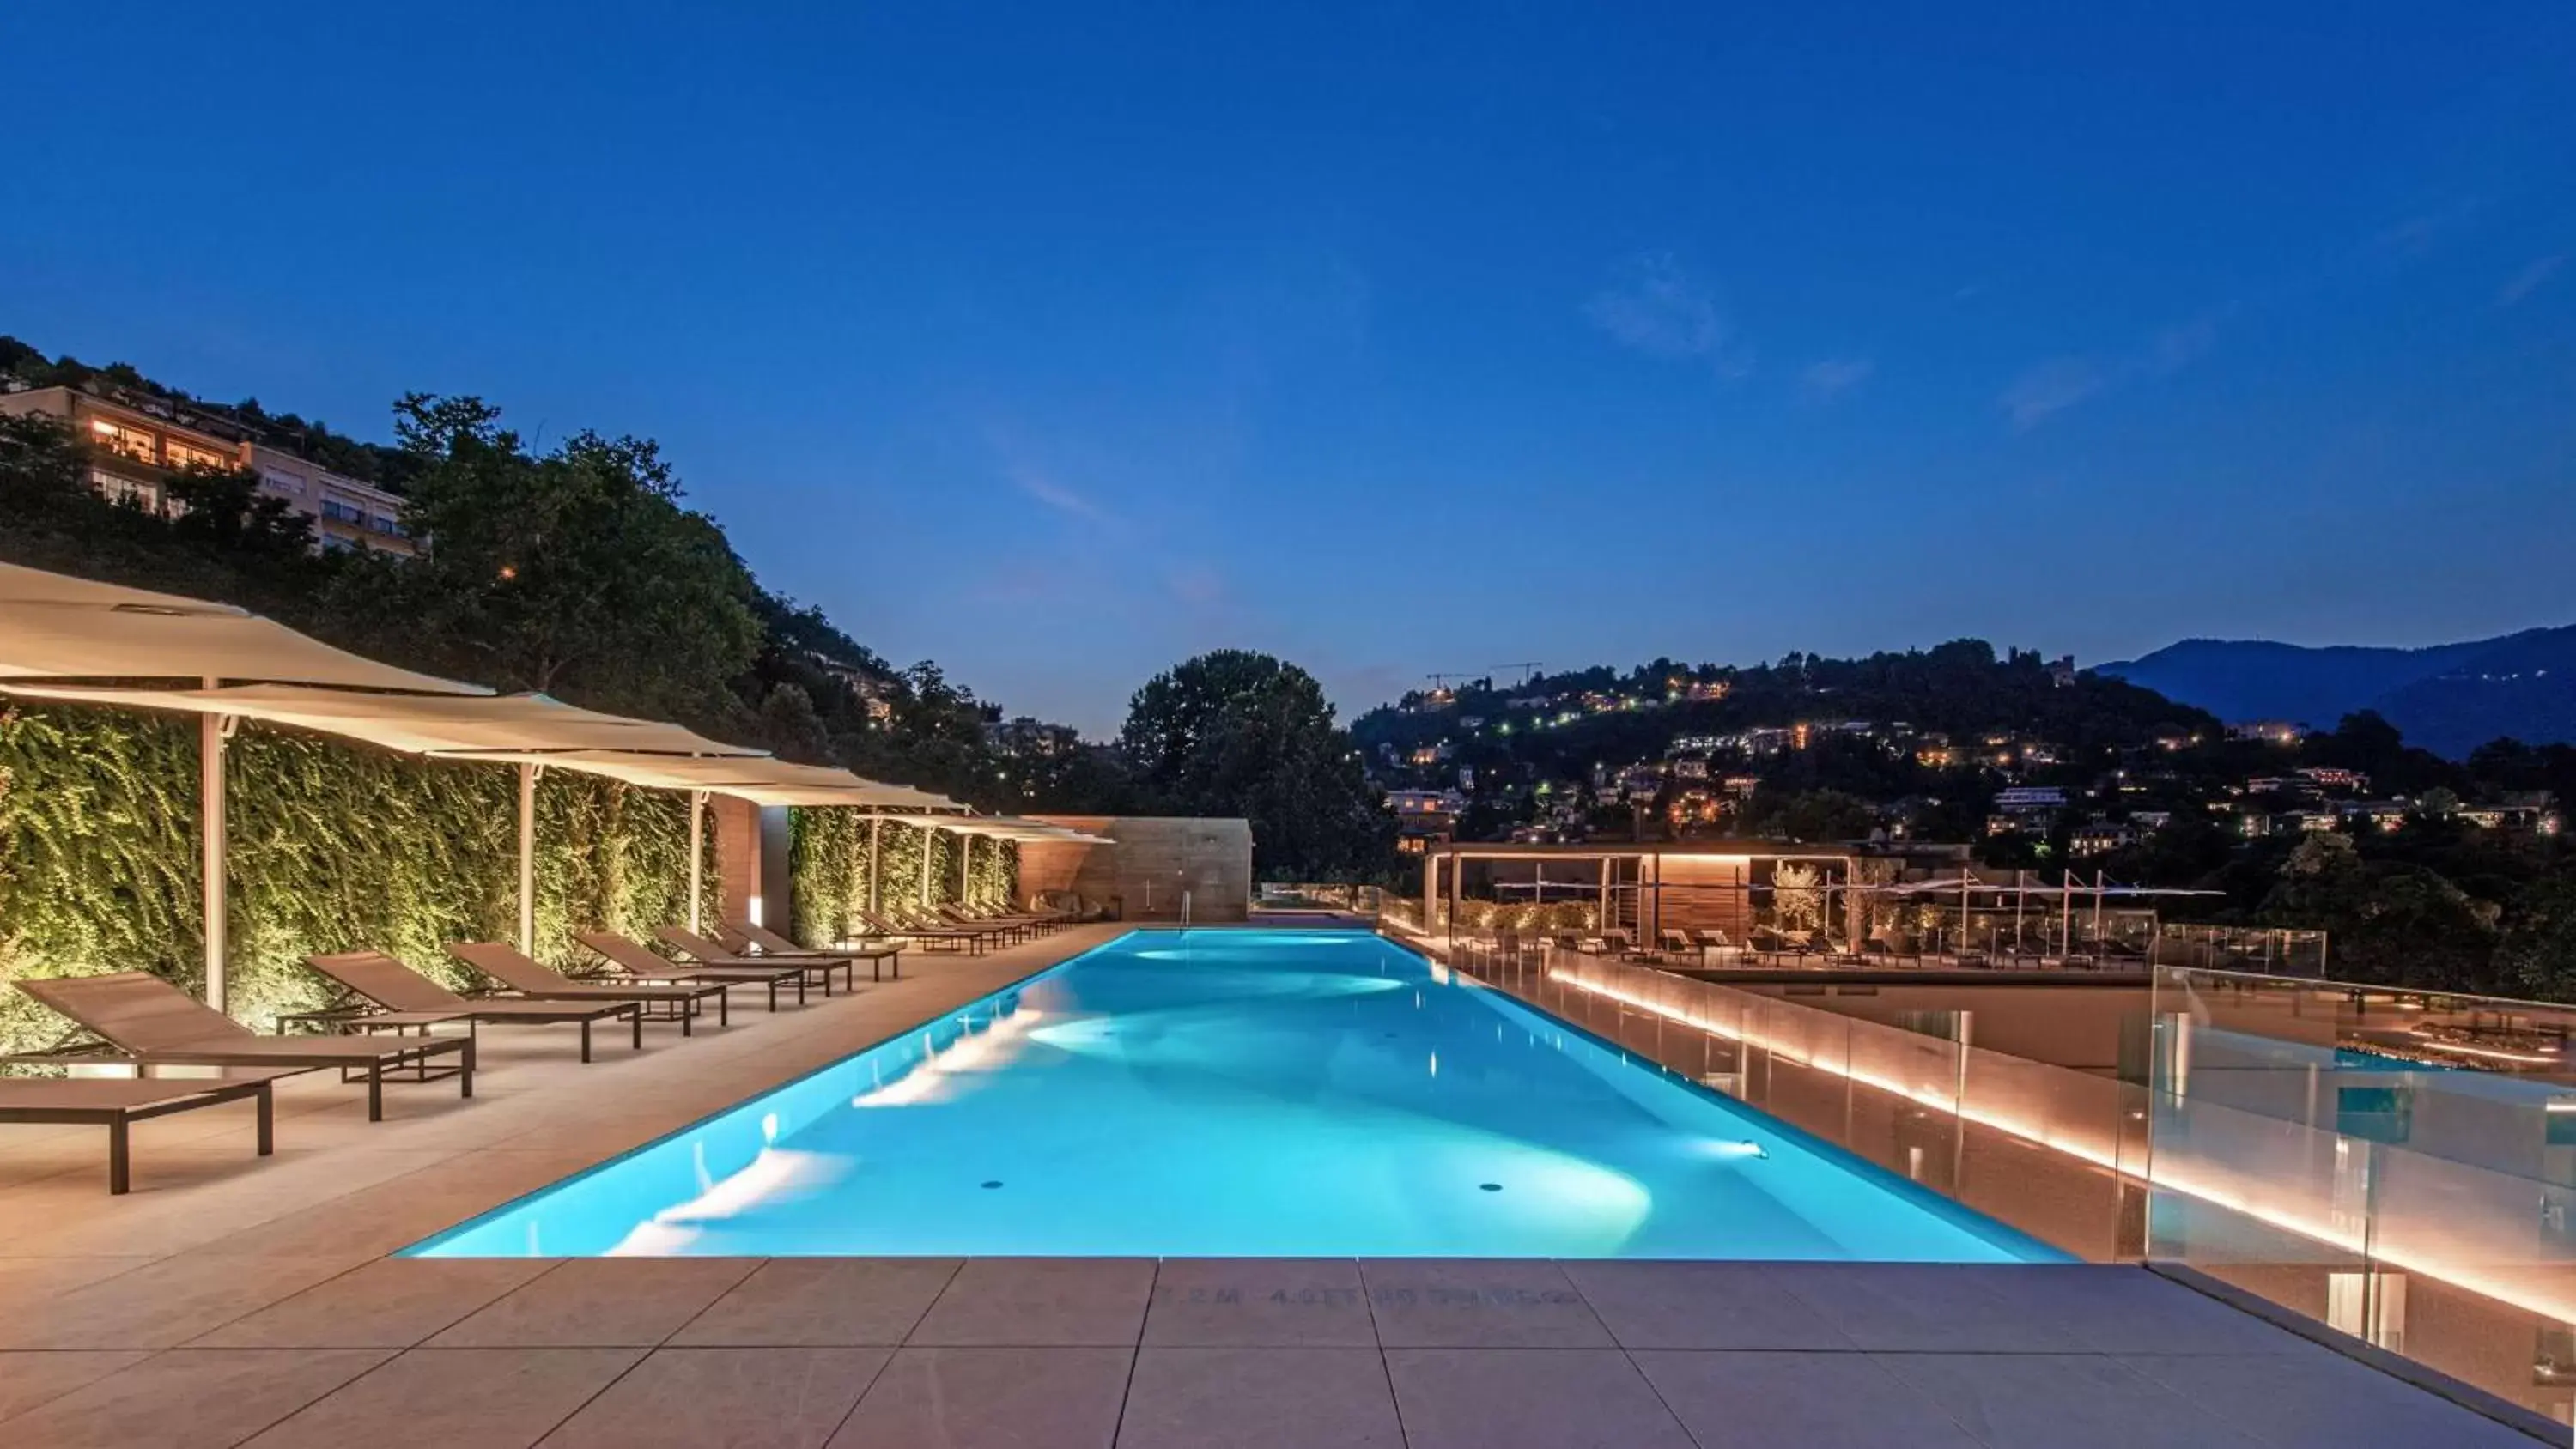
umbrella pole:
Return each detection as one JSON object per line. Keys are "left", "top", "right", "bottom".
{"left": 199, "top": 682, "right": 228, "bottom": 1014}
{"left": 518, "top": 762, "right": 539, "bottom": 955}
{"left": 687, "top": 790, "right": 707, "bottom": 932}
{"left": 960, "top": 832, "right": 973, "bottom": 903}
{"left": 869, "top": 816, "right": 884, "bottom": 916}
{"left": 919, "top": 822, "right": 933, "bottom": 908}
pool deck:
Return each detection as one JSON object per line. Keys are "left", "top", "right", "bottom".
{"left": 0, "top": 924, "right": 2549, "bottom": 1447}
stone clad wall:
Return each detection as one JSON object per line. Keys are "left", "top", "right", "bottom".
{"left": 1023, "top": 815, "right": 1253, "bottom": 922}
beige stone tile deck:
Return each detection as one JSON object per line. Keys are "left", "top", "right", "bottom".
{"left": 0, "top": 925, "right": 2553, "bottom": 1446}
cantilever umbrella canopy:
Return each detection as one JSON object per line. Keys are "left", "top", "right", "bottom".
{"left": 3, "top": 563, "right": 978, "bottom": 1000}
{"left": 834, "top": 811, "right": 1110, "bottom": 908}
{"left": 0, "top": 680, "right": 793, "bottom": 952}
{"left": 0, "top": 562, "right": 491, "bottom": 1011}
{"left": 0, "top": 561, "right": 488, "bottom": 694}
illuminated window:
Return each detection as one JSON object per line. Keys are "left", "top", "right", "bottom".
{"left": 87, "top": 417, "right": 156, "bottom": 463}
{"left": 320, "top": 496, "right": 366, "bottom": 524}
{"left": 163, "top": 439, "right": 230, "bottom": 472}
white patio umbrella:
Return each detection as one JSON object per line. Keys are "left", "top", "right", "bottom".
{"left": 0, "top": 562, "right": 488, "bottom": 1010}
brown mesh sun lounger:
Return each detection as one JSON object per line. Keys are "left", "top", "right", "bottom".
{"left": 9, "top": 973, "right": 471, "bottom": 1121}
{"left": 302, "top": 952, "right": 645, "bottom": 1062}
{"left": 574, "top": 931, "right": 808, "bottom": 1011}
{"left": 655, "top": 926, "right": 851, "bottom": 995}
{"left": 716, "top": 920, "right": 903, "bottom": 982}
{"left": 447, "top": 942, "right": 732, "bottom": 1031}
{"left": 0, "top": 1070, "right": 289, "bottom": 1193}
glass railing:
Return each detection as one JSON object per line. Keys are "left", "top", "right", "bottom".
{"left": 1437, "top": 937, "right": 2576, "bottom": 1427}
{"left": 1447, "top": 938, "right": 2151, "bottom": 1263}
{"left": 2146, "top": 967, "right": 2576, "bottom": 1426}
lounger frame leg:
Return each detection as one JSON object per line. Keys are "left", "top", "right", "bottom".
{"left": 580, "top": 1019, "right": 593, "bottom": 1064}
{"left": 108, "top": 1116, "right": 129, "bottom": 1195}
{"left": 630, "top": 1005, "right": 644, "bottom": 1050}
{"left": 368, "top": 1059, "right": 384, "bottom": 1121}
{"left": 460, "top": 1036, "right": 476, "bottom": 1098}
{"left": 256, "top": 1083, "right": 274, "bottom": 1156}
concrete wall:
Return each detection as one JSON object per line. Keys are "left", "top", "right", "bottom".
{"left": 1024, "top": 815, "right": 1253, "bottom": 923}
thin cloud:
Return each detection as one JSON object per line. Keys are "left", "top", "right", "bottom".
{"left": 2000, "top": 311, "right": 2224, "bottom": 432}
{"left": 1585, "top": 252, "right": 1752, "bottom": 378}
{"left": 1799, "top": 357, "right": 1874, "bottom": 403}
{"left": 2500, "top": 253, "right": 2565, "bottom": 306}
{"left": 1999, "top": 359, "right": 2109, "bottom": 430}
{"left": 1003, "top": 461, "right": 1110, "bottom": 524}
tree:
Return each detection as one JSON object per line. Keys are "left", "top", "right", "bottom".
{"left": 2262, "top": 833, "right": 2502, "bottom": 990}
{"left": 338, "top": 396, "right": 761, "bottom": 724}
{"left": 1119, "top": 651, "right": 1394, "bottom": 879}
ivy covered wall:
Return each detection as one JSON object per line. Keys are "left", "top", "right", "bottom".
{"left": 0, "top": 702, "right": 715, "bottom": 1052}
{"left": 787, "top": 809, "right": 1018, "bottom": 948}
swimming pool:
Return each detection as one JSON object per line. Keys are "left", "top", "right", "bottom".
{"left": 409, "top": 930, "right": 2057, "bottom": 1260}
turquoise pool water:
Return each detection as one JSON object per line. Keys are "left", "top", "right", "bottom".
{"left": 409, "top": 930, "right": 2056, "bottom": 1260}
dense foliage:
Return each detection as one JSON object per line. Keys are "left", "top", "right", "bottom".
{"left": 1121, "top": 651, "right": 1394, "bottom": 879}
{"left": 789, "top": 811, "right": 1016, "bottom": 947}
{"left": 0, "top": 702, "right": 715, "bottom": 1052}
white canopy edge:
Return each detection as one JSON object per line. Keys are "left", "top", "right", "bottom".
{"left": 0, "top": 560, "right": 250, "bottom": 614}
{"left": 0, "top": 682, "right": 766, "bottom": 759}
{"left": 0, "top": 562, "right": 486, "bottom": 694}
{"left": 436, "top": 749, "right": 963, "bottom": 809}
{"left": 847, "top": 811, "right": 1111, "bottom": 844}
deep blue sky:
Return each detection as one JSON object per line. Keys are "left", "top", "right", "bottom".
{"left": 7, "top": 3, "right": 2573, "bottom": 734}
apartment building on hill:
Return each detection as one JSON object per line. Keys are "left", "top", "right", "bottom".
{"left": 0, "top": 384, "right": 416, "bottom": 555}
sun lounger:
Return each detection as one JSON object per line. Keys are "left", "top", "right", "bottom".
{"left": 860, "top": 908, "right": 991, "bottom": 955}
{"left": 655, "top": 926, "right": 851, "bottom": 995}
{"left": 447, "top": 942, "right": 732, "bottom": 1031}
{"left": 939, "top": 904, "right": 1036, "bottom": 942}
{"left": 719, "top": 920, "right": 903, "bottom": 981}
{"left": 301, "top": 951, "right": 644, "bottom": 1062}
{"left": 575, "top": 931, "right": 808, "bottom": 1010}
{"left": 0, "top": 1070, "right": 288, "bottom": 1193}
{"left": 1658, "top": 929, "right": 1697, "bottom": 961}
{"left": 897, "top": 905, "right": 1013, "bottom": 945}
{"left": 9, "top": 973, "right": 471, "bottom": 1121}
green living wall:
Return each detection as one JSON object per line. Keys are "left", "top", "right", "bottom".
{"left": 788, "top": 809, "right": 1017, "bottom": 948}
{"left": 0, "top": 702, "right": 715, "bottom": 1053}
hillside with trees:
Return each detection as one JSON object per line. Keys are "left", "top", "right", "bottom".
{"left": 0, "top": 337, "right": 1394, "bottom": 880}
{"left": 1354, "top": 645, "right": 2576, "bottom": 997}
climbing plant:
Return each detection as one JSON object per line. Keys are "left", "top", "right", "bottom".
{"left": 0, "top": 702, "right": 715, "bottom": 1052}
{"left": 786, "top": 809, "right": 1019, "bottom": 947}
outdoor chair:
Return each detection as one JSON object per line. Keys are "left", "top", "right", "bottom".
{"left": 301, "top": 951, "right": 645, "bottom": 1062}
{"left": 447, "top": 942, "right": 733, "bottom": 1031}
{"left": 656, "top": 925, "right": 851, "bottom": 995}
{"left": 903, "top": 904, "right": 1015, "bottom": 946}
{"left": 1657, "top": 928, "right": 1696, "bottom": 961}
{"left": 0, "top": 1070, "right": 289, "bottom": 1194}
{"left": 718, "top": 919, "right": 903, "bottom": 981}
{"left": 940, "top": 903, "right": 1042, "bottom": 941}
{"left": 7, "top": 972, "right": 471, "bottom": 1121}
{"left": 861, "top": 908, "right": 991, "bottom": 955}
{"left": 574, "top": 931, "right": 809, "bottom": 1010}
